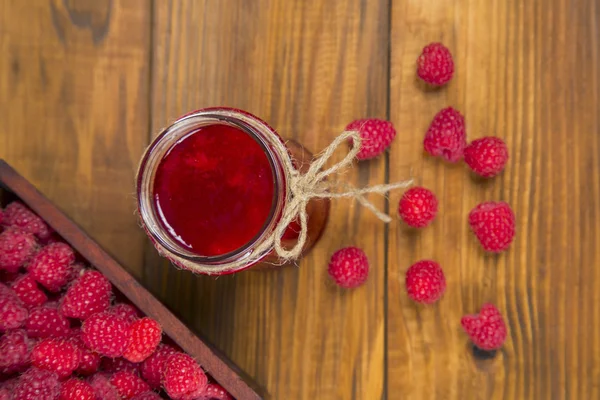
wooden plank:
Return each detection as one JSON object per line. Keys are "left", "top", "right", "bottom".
{"left": 147, "top": 1, "right": 389, "bottom": 398}
{"left": 388, "top": 0, "right": 600, "bottom": 399}
{"left": 0, "top": 0, "right": 150, "bottom": 276}
{"left": 0, "top": 160, "right": 264, "bottom": 400}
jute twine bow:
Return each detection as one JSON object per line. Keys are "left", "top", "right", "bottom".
{"left": 243, "top": 130, "right": 413, "bottom": 265}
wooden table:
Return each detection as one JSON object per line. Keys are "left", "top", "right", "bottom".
{"left": 1, "top": 1, "right": 598, "bottom": 399}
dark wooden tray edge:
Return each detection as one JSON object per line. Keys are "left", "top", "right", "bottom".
{"left": 0, "top": 160, "right": 266, "bottom": 400}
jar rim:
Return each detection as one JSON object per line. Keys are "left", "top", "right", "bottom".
{"left": 136, "top": 108, "right": 289, "bottom": 274}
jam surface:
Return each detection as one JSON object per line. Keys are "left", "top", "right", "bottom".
{"left": 153, "top": 124, "right": 275, "bottom": 257}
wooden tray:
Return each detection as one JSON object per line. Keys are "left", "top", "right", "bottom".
{"left": 0, "top": 159, "right": 265, "bottom": 400}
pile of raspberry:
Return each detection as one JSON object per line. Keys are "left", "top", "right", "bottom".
{"left": 0, "top": 202, "right": 232, "bottom": 400}
{"left": 327, "top": 43, "right": 512, "bottom": 352}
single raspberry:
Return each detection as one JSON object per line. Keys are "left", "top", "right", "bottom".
{"left": 88, "top": 374, "right": 119, "bottom": 400}
{"left": 405, "top": 260, "right": 446, "bottom": 304}
{"left": 11, "top": 274, "right": 48, "bottom": 308}
{"left": 81, "top": 311, "right": 130, "bottom": 357}
{"left": 69, "top": 331, "right": 101, "bottom": 376}
{"left": 59, "top": 378, "right": 96, "bottom": 400}
{"left": 101, "top": 357, "right": 141, "bottom": 375}
{"left": 0, "top": 329, "right": 33, "bottom": 374}
{"left": 28, "top": 243, "right": 75, "bottom": 292}
{"left": 424, "top": 107, "right": 467, "bottom": 163}
{"left": 110, "top": 303, "right": 142, "bottom": 324}
{"left": 131, "top": 392, "right": 162, "bottom": 400}
{"left": 26, "top": 305, "right": 71, "bottom": 338}
{"left": 417, "top": 42, "right": 454, "bottom": 86}
{"left": 140, "top": 344, "right": 178, "bottom": 388}
{"left": 464, "top": 137, "right": 509, "bottom": 178}
{"left": 3, "top": 202, "right": 51, "bottom": 240}
{"left": 109, "top": 371, "right": 150, "bottom": 399}
{"left": 31, "top": 337, "right": 82, "bottom": 379}
{"left": 0, "top": 228, "right": 37, "bottom": 273}
{"left": 327, "top": 247, "right": 369, "bottom": 289}
{"left": 13, "top": 367, "right": 61, "bottom": 400}
{"left": 162, "top": 353, "right": 208, "bottom": 400}
{"left": 60, "top": 270, "right": 112, "bottom": 320}
{"left": 468, "top": 201, "right": 516, "bottom": 252}
{"left": 345, "top": 118, "right": 397, "bottom": 160}
{"left": 122, "top": 318, "right": 162, "bottom": 363}
{"left": 0, "top": 208, "right": 3, "bottom": 225}
{"left": 0, "top": 289, "right": 28, "bottom": 331}
{"left": 461, "top": 303, "right": 508, "bottom": 350}
{"left": 398, "top": 187, "right": 438, "bottom": 228}
{"left": 195, "top": 383, "right": 234, "bottom": 400}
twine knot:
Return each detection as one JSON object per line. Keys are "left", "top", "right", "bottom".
{"left": 267, "top": 130, "right": 413, "bottom": 260}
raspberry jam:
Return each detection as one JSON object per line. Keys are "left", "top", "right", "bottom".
{"left": 153, "top": 124, "right": 275, "bottom": 257}
{"left": 137, "top": 108, "right": 330, "bottom": 275}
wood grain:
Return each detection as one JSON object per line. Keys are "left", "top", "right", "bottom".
{"left": 0, "top": 160, "right": 263, "bottom": 400}
{"left": 0, "top": 0, "right": 150, "bottom": 276}
{"left": 146, "top": 1, "right": 390, "bottom": 398}
{"left": 388, "top": 0, "right": 600, "bottom": 399}
{"left": 3, "top": 0, "right": 600, "bottom": 398}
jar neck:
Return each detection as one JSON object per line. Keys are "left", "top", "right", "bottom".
{"left": 136, "top": 108, "right": 289, "bottom": 274}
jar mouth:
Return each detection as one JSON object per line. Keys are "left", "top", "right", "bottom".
{"left": 137, "top": 108, "right": 289, "bottom": 273}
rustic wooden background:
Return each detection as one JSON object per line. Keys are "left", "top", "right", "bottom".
{"left": 1, "top": 0, "right": 599, "bottom": 399}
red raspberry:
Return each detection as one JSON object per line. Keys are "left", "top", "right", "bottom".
{"left": 424, "top": 107, "right": 467, "bottom": 163}
{"left": 464, "top": 137, "right": 509, "bottom": 178}
{"left": 398, "top": 187, "right": 438, "bottom": 228}
{"left": 60, "top": 270, "right": 112, "bottom": 320}
{"left": 468, "top": 201, "right": 515, "bottom": 252}
{"left": 59, "top": 378, "right": 96, "bottom": 400}
{"left": 461, "top": 303, "right": 507, "bottom": 350}
{"left": 405, "top": 260, "right": 446, "bottom": 304}
{"left": 417, "top": 42, "right": 454, "bottom": 86}
{"left": 69, "top": 331, "right": 101, "bottom": 376}
{"left": 345, "top": 118, "right": 397, "bottom": 160}
{"left": 327, "top": 247, "right": 369, "bottom": 289}
{"left": 0, "top": 208, "right": 3, "bottom": 225}
{"left": 13, "top": 367, "right": 61, "bottom": 400}
{"left": 131, "top": 392, "right": 162, "bottom": 400}
{"left": 28, "top": 243, "right": 75, "bottom": 292}
{"left": 88, "top": 374, "right": 120, "bottom": 400}
{"left": 32, "top": 337, "right": 82, "bottom": 379}
{"left": 0, "top": 289, "right": 28, "bottom": 331}
{"left": 140, "top": 344, "right": 178, "bottom": 388}
{"left": 162, "top": 353, "right": 208, "bottom": 400}
{"left": 11, "top": 274, "right": 48, "bottom": 308}
{"left": 26, "top": 305, "right": 71, "bottom": 338}
{"left": 110, "top": 303, "right": 142, "bottom": 324}
{"left": 123, "top": 318, "right": 162, "bottom": 363}
{"left": 81, "top": 311, "right": 130, "bottom": 357}
{"left": 109, "top": 371, "right": 150, "bottom": 399}
{"left": 195, "top": 383, "right": 234, "bottom": 400}
{"left": 0, "top": 228, "right": 37, "bottom": 273}
{"left": 0, "top": 329, "right": 33, "bottom": 374}
{"left": 101, "top": 357, "right": 141, "bottom": 375}
{"left": 3, "top": 202, "right": 51, "bottom": 240}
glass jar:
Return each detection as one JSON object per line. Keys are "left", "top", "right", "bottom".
{"left": 136, "top": 107, "right": 329, "bottom": 275}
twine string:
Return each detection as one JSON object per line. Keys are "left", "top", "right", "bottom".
{"left": 262, "top": 130, "right": 413, "bottom": 260}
